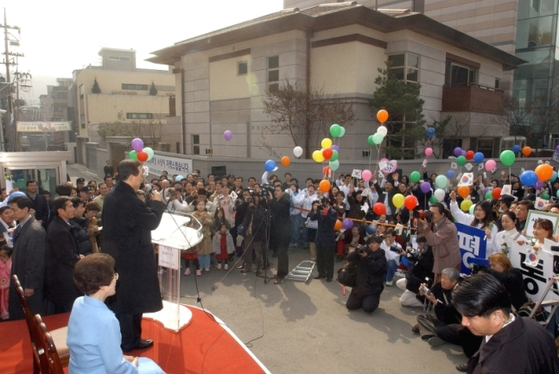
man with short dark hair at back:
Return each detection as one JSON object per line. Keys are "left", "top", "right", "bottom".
{"left": 25, "top": 180, "right": 49, "bottom": 226}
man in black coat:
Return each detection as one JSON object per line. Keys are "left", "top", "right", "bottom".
{"left": 25, "top": 180, "right": 49, "bottom": 227}
{"left": 103, "top": 159, "right": 165, "bottom": 352}
{"left": 45, "top": 196, "right": 82, "bottom": 313}
{"left": 8, "top": 196, "right": 46, "bottom": 320}
{"left": 309, "top": 196, "right": 338, "bottom": 282}
{"left": 268, "top": 184, "right": 291, "bottom": 284}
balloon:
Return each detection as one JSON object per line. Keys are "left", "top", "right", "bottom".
{"left": 322, "top": 148, "right": 333, "bottom": 160}
{"left": 175, "top": 175, "right": 184, "bottom": 181}
{"left": 372, "top": 132, "right": 384, "bottom": 145}
{"left": 331, "top": 145, "right": 340, "bottom": 152}
{"left": 392, "top": 193, "right": 405, "bottom": 208}
{"left": 457, "top": 185, "right": 470, "bottom": 198}
{"left": 329, "top": 160, "right": 340, "bottom": 171}
{"left": 552, "top": 171, "right": 558, "bottom": 182}
{"left": 461, "top": 150, "right": 467, "bottom": 157}
{"left": 342, "top": 218, "right": 353, "bottom": 230}
{"left": 535, "top": 181, "right": 544, "bottom": 190}
{"left": 312, "top": 150, "right": 324, "bottom": 163}
{"left": 465, "top": 150, "right": 474, "bottom": 160}
{"left": 512, "top": 144, "right": 520, "bottom": 153}
{"left": 15, "top": 179, "right": 26, "bottom": 190}
{"left": 137, "top": 151, "right": 148, "bottom": 162}
{"left": 434, "top": 189, "right": 445, "bottom": 202}
{"left": 321, "top": 138, "right": 333, "bottom": 149}
{"left": 281, "top": 156, "right": 291, "bottom": 167}
{"left": 460, "top": 199, "right": 473, "bottom": 212}
{"left": 426, "top": 127, "right": 435, "bottom": 137}
{"left": 330, "top": 150, "right": 339, "bottom": 162}
{"left": 535, "top": 164, "right": 553, "bottom": 181}
{"left": 429, "top": 196, "right": 438, "bottom": 204}
{"left": 224, "top": 130, "right": 233, "bottom": 141}
{"left": 404, "top": 195, "right": 418, "bottom": 210}
{"left": 362, "top": 169, "right": 372, "bottom": 182}
{"left": 319, "top": 179, "right": 331, "bottom": 193}
{"left": 473, "top": 152, "right": 484, "bottom": 163}
{"left": 129, "top": 150, "right": 138, "bottom": 160}
{"left": 485, "top": 159, "right": 496, "bottom": 171}
{"left": 468, "top": 205, "right": 475, "bottom": 215}
{"left": 377, "top": 126, "right": 388, "bottom": 136}
{"left": 541, "top": 193, "right": 550, "bottom": 200}
{"left": 492, "top": 187, "right": 502, "bottom": 200}
{"left": 8, "top": 191, "right": 26, "bottom": 202}
{"left": 522, "top": 146, "right": 532, "bottom": 157}
{"left": 557, "top": 190, "right": 559, "bottom": 198}
{"left": 323, "top": 166, "right": 330, "bottom": 177}
{"left": 367, "top": 135, "right": 375, "bottom": 146}
{"left": 420, "top": 181, "right": 431, "bottom": 193}
{"left": 410, "top": 171, "right": 421, "bottom": 183}
{"left": 377, "top": 109, "right": 389, "bottom": 124}
{"left": 339, "top": 127, "right": 346, "bottom": 137}
{"left": 330, "top": 124, "right": 341, "bottom": 138}
{"left": 556, "top": 145, "right": 559, "bottom": 153}
{"left": 373, "top": 203, "right": 386, "bottom": 216}
{"left": 519, "top": 170, "right": 538, "bottom": 186}
{"left": 484, "top": 190, "right": 493, "bottom": 200}
{"left": 446, "top": 169, "right": 455, "bottom": 179}
{"left": 334, "top": 220, "right": 343, "bottom": 231}
{"left": 424, "top": 147, "right": 433, "bottom": 156}
{"left": 143, "top": 147, "right": 154, "bottom": 161}
{"left": 454, "top": 147, "right": 463, "bottom": 157}
{"left": 456, "top": 156, "right": 466, "bottom": 166}
{"left": 131, "top": 138, "right": 144, "bottom": 152}
{"left": 500, "top": 150, "right": 516, "bottom": 167}
{"left": 293, "top": 146, "right": 303, "bottom": 158}
{"left": 265, "top": 159, "right": 276, "bottom": 172}
{"left": 435, "top": 175, "right": 448, "bottom": 188}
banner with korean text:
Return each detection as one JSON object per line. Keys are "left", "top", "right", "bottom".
{"left": 142, "top": 154, "right": 193, "bottom": 177}
{"left": 455, "top": 223, "right": 487, "bottom": 275}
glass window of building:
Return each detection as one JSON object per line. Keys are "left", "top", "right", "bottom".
{"left": 268, "top": 55, "right": 279, "bottom": 92}
{"left": 388, "top": 53, "right": 419, "bottom": 82}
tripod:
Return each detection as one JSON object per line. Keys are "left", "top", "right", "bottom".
{"left": 255, "top": 199, "right": 274, "bottom": 284}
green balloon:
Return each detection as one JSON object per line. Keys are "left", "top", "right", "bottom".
{"left": 330, "top": 150, "right": 339, "bottom": 162}
{"left": 339, "top": 127, "right": 346, "bottom": 137}
{"left": 485, "top": 191, "right": 493, "bottom": 200}
{"left": 329, "top": 160, "right": 340, "bottom": 171}
{"left": 16, "top": 179, "right": 26, "bottom": 189}
{"left": 500, "top": 150, "right": 516, "bottom": 167}
{"left": 330, "top": 124, "right": 341, "bottom": 138}
{"left": 368, "top": 135, "right": 375, "bottom": 146}
{"left": 410, "top": 171, "right": 421, "bottom": 183}
{"left": 435, "top": 175, "right": 447, "bottom": 188}
{"left": 372, "top": 132, "right": 384, "bottom": 145}
{"left": 129, "top": 150, "right": 138, "bottom": 160}
{"left": 456, "top": 155, "right": 466, "bottom": 166}
{"left": 469, "top": 205, "right": 475, "bottom": 215}
{"left": 429, "top": 195, "right": 438, "bottom": 204}
{"left": 541, "top": 193, "right": 550, "bottom": 200}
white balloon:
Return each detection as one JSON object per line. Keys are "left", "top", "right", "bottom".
{"left": 339, "top": 127, "right": 346, "bottom": 137}
{"left": 293, "top": 146, "right": 303, "bottom": 158}
{"left": 377, "top": 125, "right": 387, "bottom": 136}
{"left": 434, "top": 189, "right": 446, "bottom": 202}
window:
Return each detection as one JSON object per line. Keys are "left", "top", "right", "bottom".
{"left": 445, "top": 61, "right": 477, "bottom": 86}
{"left": 238, "top": 61, "right": 248, "bottom": 75}
{"left": 80, "top": 114, "right": 85, "bottom": 129}
{"left": 126, "top": 113, "right": 153, "bottom": 119}
{"left": 471, "top": 138, "right": 496, "bottom": 158}
{"left": 109, "top": 56, "right": 131, "bottom": 62}
{"left": 388, "top": 53, "right": 419, "bottom": 83}
{"left": 192, "top": 134, "right": 200, "bottom": 155}
{"left": 51, "top": 105, "right": 64, "bottom": 112}
{"left": 119, "top": 56, "right": 130, "bottom": 61}
{"left": 495, "top": 79, "right": 500, "bottom": 89}
{"left": 122, "top": 84, "right": 148, "bottom": 90}
{"left": 108, "top": 56, "right": 120, "bottom": 61}
{"left": 79, "top": 84, "right": 84, "bottom": 98}
{"left": 267, "top": 55, "right": 279, "bottom": 92}
{"left": 362, "top": 150, "right": 370, "bottom": 157}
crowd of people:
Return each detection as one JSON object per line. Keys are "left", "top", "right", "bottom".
{"left": 2, "top": 160, "right": 559, "bottom": 373}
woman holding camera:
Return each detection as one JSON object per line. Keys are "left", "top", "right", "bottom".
{"left": 346, "top": 236, "right": 387, "bottom": 313}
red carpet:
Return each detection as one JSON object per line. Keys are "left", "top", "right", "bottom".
{"left": 0, "top": 306, "right": 268, "bottom": 374}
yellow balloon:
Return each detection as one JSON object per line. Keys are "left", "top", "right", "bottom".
{"left": 460, "top": 199, "right": 473, "bottom": 212}
{"left": 312, "top": 150, "right": 325, "bottom": 163}
{"left": 392, "top": 193, "right": 405, "bottom": 209}
{"left": 321, "top": 138, "right": 333, "bottom": 149}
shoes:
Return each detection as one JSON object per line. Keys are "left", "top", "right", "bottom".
{"left": 274, "top": 277, "right": 284, "bottom": 284}
{"left": 237, "top": 265, "right": 244, "bottom": 269}
{"left": 135, "top": 339, "right": 154, "bottom": 349}
{"left": 314, "top": 275, "right": 324, "bottom": 280}
{"left": 184, "top": 268, "right": 190, "bottom": 276}
{"left": 204, "top": 267, "right": 210, "bottom": 272}
{"left": 385, "top": 280, "right": 394, "bottom": 286}
{"left": 217, "top": 263, "right": 222, "bottom": 270}
{"left": 224, "top": 264, "right": 228, "bottom": 270}
{"left": 196, "top": 269, "right": 202, "bottom": 276}
{"left": 412, "top": 324, "right": 420, "bottom": 334}
{"left": 326, "top": 278, "right": 332, "bottom": 282}
{"left": 395, "top": 270, "right": 406, "bottom": 277}
{"left": 427, "top": 336, "right": 445, "bottom": 347}
{"left": 455, "top": 363, "right": 468, "bottom": 372}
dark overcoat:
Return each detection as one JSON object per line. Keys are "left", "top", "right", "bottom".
{"left": 103, "top": 181, "right": 165, "bottom": 315}
{"left": 8, "top": 217, "right": 45, "bottom": 320}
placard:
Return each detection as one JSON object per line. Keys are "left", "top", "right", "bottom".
{"left": 158, "top": 245, "right": 179, "bottom": 270}
{"left": 524, "top": 210, "right": 559, "bottom": 239}
{"left": 456, "top": 223, "right": 487, "bottom": 274}
{"left": 142, "top": 154, "right": 193, "bottom": 177}
{"left": 351, "top": 169, "right": 362, "bottom": 179}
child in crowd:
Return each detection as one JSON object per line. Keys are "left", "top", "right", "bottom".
{"left": 211, "top": 207, "right": 228, "bottom": 237}
{"left": 0, "top": 244, "right": 12, "bottom": 320}
{"left": 192, "top": 200, "right": 214, "bottom": 272}
{"left": 212, "top": 223, "right": 234, "bottom": 269}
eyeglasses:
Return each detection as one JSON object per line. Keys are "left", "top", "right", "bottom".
{"left": 114, "top": 273, "right": 119, "bottom": 280}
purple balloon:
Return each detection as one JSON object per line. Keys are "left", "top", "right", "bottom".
{"left": 556, "top": 145, "right": 559, "bottom": 152}
{"left": 342, "top": 218, "right": 353, "bottom": 230}
{"left": 331, "top": 145, "right": 340, "bottom": 152}
{"left": 453, "top": 147, "right": 462, "bottom": 157}
{"left": 461, "top": 150, "right": 467, "bottom": 157}
{"left": 535, "top": 181, "right": 544, "bottom": 190}
{"left": 420, "top": 181, "right": 431, "bottom": 193}
{"left": 131, "top": 138, "right": 144, "bottom": 152}
{"left": 224, "top": 130, "right": 233, "bottom": 141}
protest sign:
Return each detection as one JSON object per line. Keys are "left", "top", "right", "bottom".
{"left": 456, "top": 223, "right": 487, "bottom": 274}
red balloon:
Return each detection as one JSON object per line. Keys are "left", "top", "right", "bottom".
{"left": 492, "top": 187, "right": 502, "bottom": 200}
{"left": 322, "top": 148, "right": 333, "bottom": 160}
{"left": 373, "top": 203, "right": 386, "bottom": 216}
{"left": 466, "top": 150, "right": 474, "bottom": 160}
{"left": 404, "top": 195, "right": 418, "bottom": 210}
{"left": 137, "top": 151, "right": 148, "bottom": 162}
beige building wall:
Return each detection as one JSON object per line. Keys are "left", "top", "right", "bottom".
{"left": 209, "top": 55, "right": 252, "bottom": 101}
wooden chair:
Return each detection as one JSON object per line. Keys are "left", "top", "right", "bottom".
{"left": 34, "top": 314, "right": 65, "bottom": 374}
{"left": 11, "top": 274, "right": 69, "bottom": 372}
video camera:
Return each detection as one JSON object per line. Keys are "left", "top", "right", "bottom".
{"left": 356, "top": 245, "right": 371, "bottom": 255}
{"left": 413, "top": 210, "right": 432, "bottom": 222}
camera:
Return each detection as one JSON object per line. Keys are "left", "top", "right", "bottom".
{"left": 247, "top": 197, "right": 254, "bottom": 204}
{"left": 419, "top": 285, "right": 432, "bottom": 296}
{"left": 356, "top": 245, "right": 370, "bottom": 255}
{"left": 413, "top": 210, "right": 432, "bottom": 222}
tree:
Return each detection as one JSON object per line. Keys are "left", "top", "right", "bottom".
{"left": 97, "top": 111, "right": 164, "bottom": 149}
{"left": 149, "top": 82, "right": 158, "bottom": 96}
{"left": 262, "top": 80, "right": 356, "bottom": 158}
{"left": 91, "top": 78, "right": 101, "bottom": 94}
{"left": 369, "top": 63, "right": 425, "bottom": 160}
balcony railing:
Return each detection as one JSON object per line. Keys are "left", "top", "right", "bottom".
{"left": 442, "top": 83, "right": 504, "bottom": 115}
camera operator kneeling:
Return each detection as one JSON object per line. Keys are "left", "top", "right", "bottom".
{"left": 346, "top": 236, "right": 387, "bottom": 313}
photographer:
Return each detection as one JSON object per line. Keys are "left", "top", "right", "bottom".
{"left": 346, "top": 236, "right": 387, "bottom": 313}
{"left": 396, "top": 236, "right": 434, "bottom": 308}
{"left": 309, "top": 196, "right": 338, "bottom": 282}
{"left": 269, "top": 185, "right": 291, "bottom": 284}
{"left": 166, "top": 188, "right": 190, "bottom": 212}
{"left": 239, "top": 194, "right": 268, "bottom": 274}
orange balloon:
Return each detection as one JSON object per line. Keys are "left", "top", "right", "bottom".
{"left": 334, "top": 220, "right": 343, "bottom": 231}
{"left": 522, "top": 146, "right": 532, "bottom": 157}
{"left": 535, "top": 163, "right": 553, "bottom": 181}
{"left": 457, "top": 185, "right": 470, "bottom": 198}
{"left": 377, "top": 109, "right": 389, "bottom": 124}
{"left": 319, "top": 179, "right": 331, "bottom": 193}
{"left": 281, "top": 155, "right": 290, "bottom": 167}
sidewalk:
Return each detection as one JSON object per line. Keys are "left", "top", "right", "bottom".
{"left": 67, "top": 163, "right": 102, "bottom": 185}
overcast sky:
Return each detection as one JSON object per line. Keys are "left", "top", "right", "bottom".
{"left": 4, "top": 0, "right": 283, "bottom": 102}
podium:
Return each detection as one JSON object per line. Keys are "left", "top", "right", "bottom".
{"left": 144, "top": 212, "right": 203, "bottom": 331}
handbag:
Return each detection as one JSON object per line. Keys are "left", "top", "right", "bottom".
{"left": 336, "top": 261, "right": 358, "bottom": 288}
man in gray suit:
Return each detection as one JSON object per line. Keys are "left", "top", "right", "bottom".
{"left": 8, "top": 196, "right": 46, "bottom": 320}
